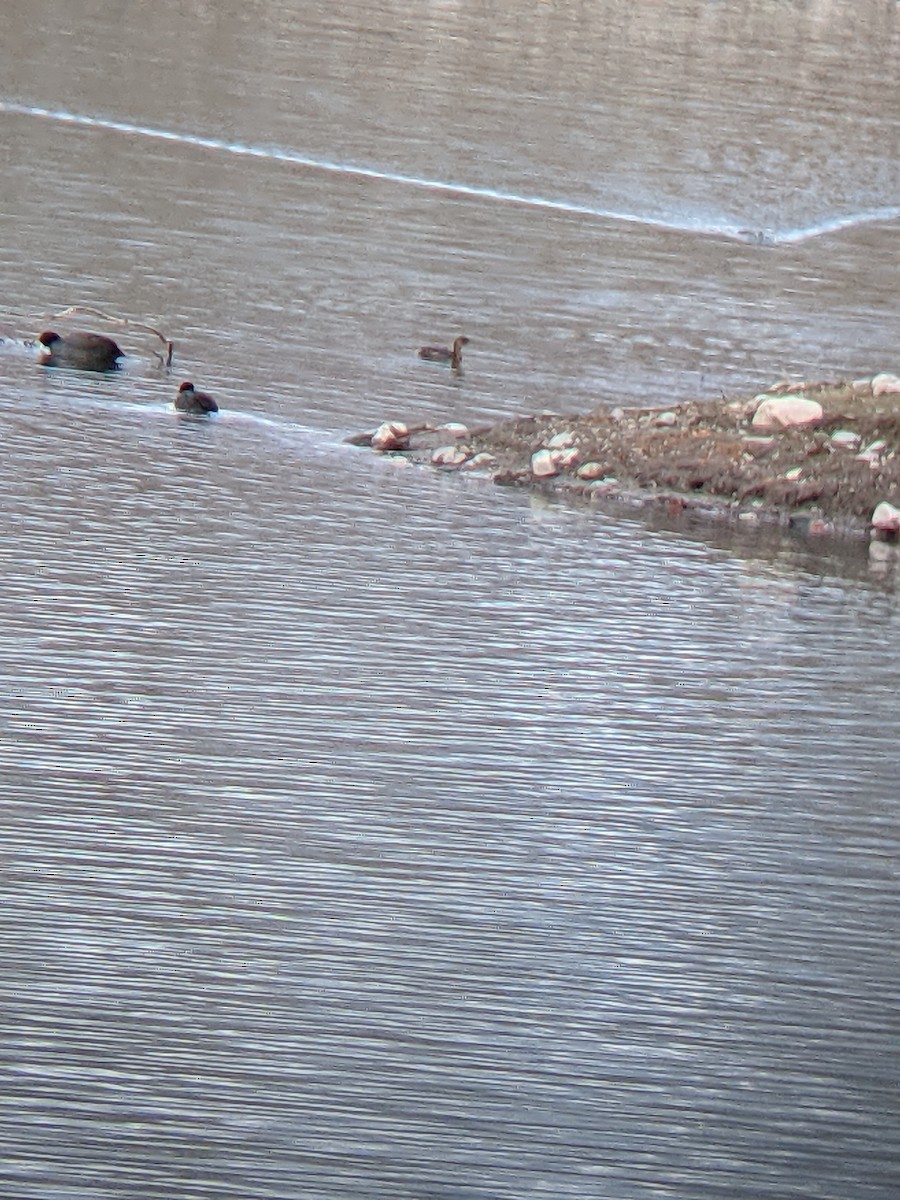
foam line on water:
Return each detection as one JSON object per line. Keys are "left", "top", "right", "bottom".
{"left": 775, "top": 207, "right": 900, "bottom": 243}
{"left": 3, "top": 100, "right": 898, "bottom": 245}
{"left": 0, "top": 100, "right": 695, "bottom": 232}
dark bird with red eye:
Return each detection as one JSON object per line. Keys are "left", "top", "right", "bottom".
{"left": 174, "top": 381, "right": 218, "bottom": 415}
{"left": 37, "top": 329, "right": 124, "bottom": 372}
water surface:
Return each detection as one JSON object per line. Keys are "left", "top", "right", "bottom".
{"left": 1, "top": 2, "right": 898, "bottom": 1198}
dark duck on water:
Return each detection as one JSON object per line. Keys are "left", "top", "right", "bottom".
{"left": 174, "top": 381, "right": 219, "bottom": 414}
{"left": 37, "top": 329, "right": 124, "bottom": 372}
{"left": 418, "top": 335, "right": 470, "bottom": 369}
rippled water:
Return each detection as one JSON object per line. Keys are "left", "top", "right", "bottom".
{"left": 1, "top": 2, "right": 899, "bottom": 1197}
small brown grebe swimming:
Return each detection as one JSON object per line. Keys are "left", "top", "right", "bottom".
{"left": 418, "top": 335, "right": 470, "bottom": 370}
{"left": 174, "top": 381, "right": 219, "bottom": 414}
{"left": 37, "top": 330, "right": 124, "bottom": 372}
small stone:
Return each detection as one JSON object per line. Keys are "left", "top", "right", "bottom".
{"left": 869, "top": 539, "right": 897, "bottom": 567}
{"left": 872, "top": 373, "right": 900, "bottom": 397}
{"left": 493, "top": 468, "right": 531, "bottom": 486}
{"left": 531, "top": 449, "right": 559, "bottom": 478}
{"left": 856, "top": 439, "right": 888, "bottom": 466}
{"left": 752, "top": 395, "right": 824, "bottom": 429}
{"left": 462, "top": 452, "right": 497, "bottom": 472}
{"left": 742, "top": 435, "right": 776, "bottom": 457}
{"left": 609, "top": 406, "right": 627, "bottom": 421}
{"left": 738, "top": 510, "right": 759, "bottom": 523}
{"left": 654, "top": 411, "right": 678, "bottom": 427}
{"left": 546, "top": 431, "right": 576, "bottom": 450}
{"left": 829, "top": 430, "right": 860, "bottom": 450}
{"left": 783, "top": 467, "right": 803, "bottom": 481}
{"left": 371, "top": 421, "right": 409, "bottom": 452}
{"left": 437, "top": 422, "right": 470, "bottom": 440}
{"left": 806, "top": 518, "right": 833, "bottom": 536}
{"left": 588, "top": 480, "right": 618, "bottom": 499}
{"left": 576, "top": 461, "right": 605, "bottom": 480}
{"left": 871, "top": 500, "right": 900, "bottom": 533}
{"left": 552, "top": 447, "right": 580, "bottom": 470}
{"left": 431, "top": 445, "right": 470, "bottom": 468}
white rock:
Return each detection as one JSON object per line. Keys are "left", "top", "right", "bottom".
{"left": 588, "top": 478, "right": 618, "bottom": 496}
{"left": 531, "top": 449, "right": 559, "bottom": 478}
{"left": 439, "top": 422, "right": 470, "bottom": 439}
{"left": 546, "top": 431, "right": 576, "bottom": 450}
{"left": 654, "top": 411, "right": 678, "bottom": 427}
{"left": 871, "top": 500, "right": 900, "bottom": 532}
{"left": 552, "top": 447, "right": 580, "bottom": 470}
{"left": 461, "top": 452, "right": 497, "bottom": 472}
{"left": 783, "top": 467, "right": 803, "bottom": 481}
{"left": 431, "top": 445, "right": 470, "bottom": 468}
{"left": 371, "top": 421, "right": 409, "bottom": 452}
{"left": 751, "top": 395, "right": 823, "bottom": 429}
{"left": 869, "top": 539, "right": 897, "bottom": 568}
{"left": 829, "top": 430, "right": 860, "bottom": 450}
{"left": 872, "top": 373, "right": 900, "bottom": 397}
{"left": 856, "top": 439, "right": 888, "bottom": 466}
{"left": 610, "top": 406, "right": 627, "bottom": 421}
{"left": 576, "top": 461, "right": 605, "bottom": 481}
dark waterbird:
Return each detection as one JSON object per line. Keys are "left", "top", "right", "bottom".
{"left": 174, "top": 381, "right": 218, "bottom": 415}
{"left": 37, "top": 329, "right": 124, "bottom": 372}
{"left": 418, "top": 335, "right": 470, "bottom": 369}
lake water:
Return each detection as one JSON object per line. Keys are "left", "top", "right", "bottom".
{"left": 1, "top": 2, "right": 898, "bottom": 1198}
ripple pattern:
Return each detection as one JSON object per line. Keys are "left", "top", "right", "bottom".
{"left": 0, "top": 394, "right": 898, "bottom": 1200}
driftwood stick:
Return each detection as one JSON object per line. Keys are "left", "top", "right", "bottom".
{"left": 49, "top": 305, "right": 175, "bottom": 367}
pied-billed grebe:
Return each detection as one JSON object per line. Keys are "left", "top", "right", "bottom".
{"left": 37, "top": 330, "right": 124, "bottom": 372}
{"left": 174, "top": 381, "right": 218, "bottom": 414}
{"left": 418, "top": 335, "right": 470, "bottom": 369}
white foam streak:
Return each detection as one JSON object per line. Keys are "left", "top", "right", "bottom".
{"left": 2, "top": 100, "right": 898, "bottom": 246}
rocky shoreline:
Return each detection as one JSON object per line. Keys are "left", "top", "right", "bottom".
{"left": 349, "top": 374, "right": 900, "bottom": 542}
